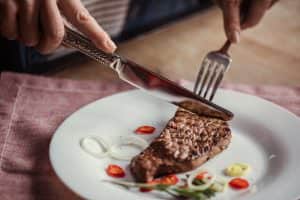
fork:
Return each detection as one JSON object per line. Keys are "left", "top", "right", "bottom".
{"left": 193, "top": 40, "right": 232, "bottom": 101}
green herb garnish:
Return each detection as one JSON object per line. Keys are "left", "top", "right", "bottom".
{"left": 105, "top": 179, "right": 218, "bottom": 200}
{"left": 192, "top": 179, "right": 205, "bottom": 185}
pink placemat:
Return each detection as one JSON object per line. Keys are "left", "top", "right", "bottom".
{"left": 0, "top": 72, "right": 299, "bottom": 199}
{"left": 0, "top": 72, "right": 132, "bottom": 199}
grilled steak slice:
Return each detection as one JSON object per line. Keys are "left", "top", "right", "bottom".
{"left": 130, "top": 108, "right": 231, "bottom": 182}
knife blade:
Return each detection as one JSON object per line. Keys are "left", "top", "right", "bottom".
{"left": 62, "top": 26, "right": 233, "bottom": 121}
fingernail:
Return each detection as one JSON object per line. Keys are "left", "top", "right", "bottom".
{"left": 105, "top": 39, "right": 117, "bottom": 53}
{"left": 231, "top": 31, "right": 240, "bottom": 43}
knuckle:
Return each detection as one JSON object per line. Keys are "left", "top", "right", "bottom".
{"left": 47, "top": 27, "right": 64, "bottom": 45}
{"left": 75, "top": 8, "right": 92, "bottom": 24}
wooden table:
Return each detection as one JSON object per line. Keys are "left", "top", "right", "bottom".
{"left": 50, "top": 1, "right": 300, "bottom": 86}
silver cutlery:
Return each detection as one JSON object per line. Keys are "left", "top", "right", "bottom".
{"left": 62, "top": 25, "right": 233, "bottom": 120}
{"left": 193, "top": 40, "right": 232, "bottom": 101}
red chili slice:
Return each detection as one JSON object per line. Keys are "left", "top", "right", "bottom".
{"left": 139, "top": 175, "right": 179, "bottom": 193}
{"left": 158, "top": 174, "right": 179, "bottom": 185}
{"left": 106, "top": 164, "right": 125, "bottom": 178}
{"left": 135, "top": 126, "right": 155, "bottom": 134}
{"left": 229, "top": 178, "right": 249, "bottom": 190}
{"left": 195, "top": 171, "right": 210, "bottom": 180}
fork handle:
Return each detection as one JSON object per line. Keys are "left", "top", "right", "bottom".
{"left": 219, "top": 40, "right": 231, "bottom": 55}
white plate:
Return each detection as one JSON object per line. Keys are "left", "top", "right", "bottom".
{"left": 49, "top": 89, "right": 300, "bottom": 200}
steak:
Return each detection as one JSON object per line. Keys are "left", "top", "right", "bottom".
{"left": 130, "top": 108, "right": 231, "bottom": 182}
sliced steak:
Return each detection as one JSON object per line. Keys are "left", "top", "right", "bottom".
{"left": 130, "top": 108, "right": 231, "bottom": 182}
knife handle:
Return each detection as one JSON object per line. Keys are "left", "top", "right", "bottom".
{"left": 62, "top": 25, "right": 121, "bottom": 69}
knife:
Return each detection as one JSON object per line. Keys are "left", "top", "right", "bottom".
{"left": 62, "top": 25, "right": 233, "bottom": 121}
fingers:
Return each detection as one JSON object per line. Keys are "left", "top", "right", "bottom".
{"left": 220, "top": 0, "right": 241, "bottom": 43}
{"left": 58, "top": 0, "right": 117, "bottom": 53}
{"left": 241, "top": 0, "right": 272, "bottom": 29}
{"left": 36, "top": 0, "right": 64, "bottom": 54}
{"left": 0, "top": 0, "right": 19, "bottom": 40}
{"left": 18, "top": 0, "right": 40, "bottom": 46}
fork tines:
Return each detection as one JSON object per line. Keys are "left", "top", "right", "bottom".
{"left": 193, "top": 53, "right": 231, "bottom": 101}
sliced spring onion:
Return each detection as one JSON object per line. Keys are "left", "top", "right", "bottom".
{"left": 210, "top": 180, "right": 227, "bottom": 192}
{"left": 187, "top": 169, "right": 216, "bottom": 191}
{"left": 80, "top": 136, "right": 110, "bottom": 159}
{"left": 108, "top": 136, "right": 148, "bottom": 161}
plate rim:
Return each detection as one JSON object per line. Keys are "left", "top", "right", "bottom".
{"left": 49, "top": 89, "right": 300, "bottom": 200}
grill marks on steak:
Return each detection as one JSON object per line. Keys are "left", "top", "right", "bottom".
{"left": 130, "top": 108, "right": 231, "bottom": 182}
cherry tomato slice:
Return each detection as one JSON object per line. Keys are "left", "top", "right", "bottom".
{"left": 229, "top": 178, "right": 249, "bottom": 190}
{"left": 135, "top": 126, "right": 155, "bottom": 134}
{"left": 106, "top": 164, "right": 125, "bottom": 178}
